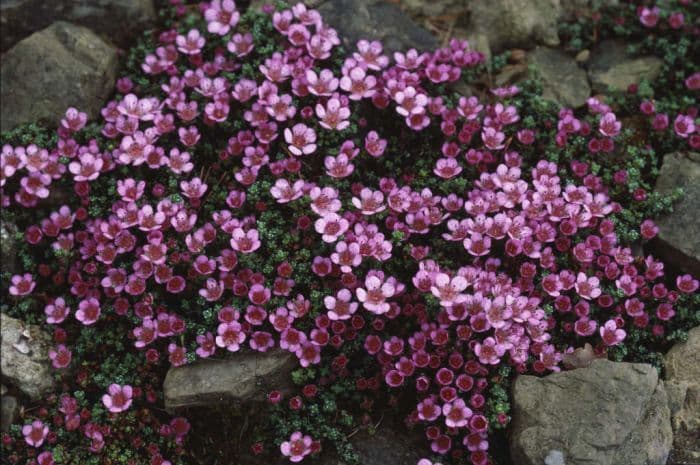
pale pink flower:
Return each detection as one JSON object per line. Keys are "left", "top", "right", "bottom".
{"left": 314, "top": 213, "right": 349, "bottom": 242}
{"left": 673, "top": 114, "right": 696, "bottom": 138}
{"left": 324, "top": 289, "right": 358, "bottom": 321}
{"left": 230, "top": 227, "right": 261, "bottom": 253}
{"left": 351, "top": 188, "right": 385, "bottom": 215}
{"left": 216, "top": 321, "right": 246, "bottom": 351}
{"left": 356, "top": 273, "right": 396, "bottom": 314}
{"left": 340, "top": 66, "right": 377, "bottom": 100}
{"left": 280, "top": 431, "right": 313, "bottom": 462}
{"left": 598, "top": 112, "right": 621, "bottom": 137}
{"left": 442, "top": 398, "right": 472, "bottom": 428}
{"left": 574, "top": 273, "right": 601, "bottom": 300}
{"left": 284, "top": 124, "right": 317, "bottom": 156}
{"left": 176, "top": 29, "right": 205, "bottom": 55}
{"left": 22, "top": 420, "right": 48, "bottom": 448}
{"left": 430, "top": 273, "right": 468, "bottom": 307}
{"left": 204, "top": 0, "right": 240, "bottom": 35}
{"left": 270, "top": 179, "right": 305, "bottom": 203}
{"left": 101, "top": 384, "right": 133, "bottom": 413}
{"left": 316, "top": 97, "right": 350, "bottom": 130}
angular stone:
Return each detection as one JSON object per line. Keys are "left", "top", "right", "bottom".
{"left": 665, "top": 326, "right": 700, "bottom": 461}
{"left": 510, "top": 359, "right": 672, "bottom": 465}
{"left": 0, "top": 21, "right": 118, "bottom": 132}
{"left": 0, "top": 0, "right": 156, "bottom": 51}
{"left": 1, "top": 395, "right": 19, "bottom": 432}
{"left": 528, "top": 46, "right": 590, "bottom": 108}
{"left": 466, "top": 0, "right": 561, "bottom": 52}
{"left": 316, "top": 0, "right": 438, "bottom": 53}
{"left": 163, "top": 350, "right": 296, "bottom": 411}
{"left": 0, "top": 313, "right": 55, "bottom": 400}
{"left": 588, "top": 40, "right": 663, "bottom": 93}
{"left": 653, "top": 152, "right": 700, "bottom": 276}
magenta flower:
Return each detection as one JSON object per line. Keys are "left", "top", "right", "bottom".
{"left": 280, "top": 431, "right": 314, "bottom": 462}
{"left": 639, "top": 6, "right": 660, "bottom": 27}
{"left": 75, "top": 297, "right": 101, "bottom": 325}
{"left": 442, "top": 398, "right": 472, "bottom": 428}
{"left": 22, "top": 420, "right": 49, "bottom": 447}
{"left": 673, "top": 114, "right": 696, "bottom": 138}
{"left": 324, "top": 289, "right": 358, "bottom": 320}
{"left": 102, "top": 384, "right": 133, "bottom": 413}
{"left": 9, "top": 273, "right": 36, "bottom": 296}
{"left": 216, "top": 321, "right": 246, "bottom": 352}
{"left": 48, "top": 344, "right": 72, "bottom": 369}
{"left": 314, "top": 213, "right": 349, "bottom": 243}
{"left": 600, "top": 320, "right": 626, "bottom": 346}
{"left": 45, "top": 298, "right": 70, "bottom": 324}
{"left": 574, "top": 273, "right": 601, "bottom": 300}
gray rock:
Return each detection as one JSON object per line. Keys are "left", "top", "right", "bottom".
{"left": 0, "top": 313, "right": 55, "bottom": 400}
{"left": 0, "top": 0, "right": 156, "bottom": 51}
{"left": 1, "top": 394, "right": 20, "bottom": 432}
{"left": 665, "top": 326, "right": 700, "bottom": 461}
{"left": 315, "top": 0, "right": 438, "bottom": 53}
{"left": 510, "top": 359, "right": 672, "bottom": 465}
{"left": 528, "top": 46, "right": 590, "bottom": 108}
{"left": 559, "top": 0, "right": 619, "bottom": 21}
{"left": 163, "top": 350, "right": 297, "bottom": 411}
{"left": 466, "top": 0, "right": 561, "bottom": 52}
{"left": 0, "top": 21, "right": 118, "bottom": 132}
{"left": 0, "top": 221, "right": 19, "bottom": 275}
{"left": 588, "top": 40, "right": 663, "bottom": 93}
{"left": 653, "top": 152, "right": 700, "bottom": 276}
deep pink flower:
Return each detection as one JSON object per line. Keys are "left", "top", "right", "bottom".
{"left": 48, "top": 344, "right": 72, "bottom": 369}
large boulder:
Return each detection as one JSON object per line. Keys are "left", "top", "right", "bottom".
{"left": 0, "top": 0, "right": 156, "bottom": 51}
{"left": 163, "top": 350, "right": 297, "bottom": 411}
{"left": 528, "top": 46, "right": 591, "bottom": 108}
{"left": 588, "top": 40, "right": 663, "bottom": 93}
{"left": 510, "top": 359, "right": 672, "bottom": 465}
{"left": 653, "top": 152, "right": 700, "bottom": 276}
{"left": 665, "top": 326, "right": 700, "bottom": 462}
{"left": 465, "top": 0, "right": 561, "bottom": 53}
{"left": 0, "top": 21, "right": 118, "bottom": 132}
{"left": 315, "top": 0, "right": 438, "bottom": 53}
{"left": 0, "top": 313, "right": 55, "bottom": 400}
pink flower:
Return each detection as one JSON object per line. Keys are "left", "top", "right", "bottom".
{"left": 9, "top": 273, "right": 36, "bottom": 296}
{"left": 340, "top": 66, "right": 377, "bottom": 100}
{"left": 176, "top": 29, "right": 205, "bottom": 55}
{"left": 351, "top": 188, "right": 385, "bottom": 215}
{"left": 574, "top": 273, "right": 601, "bottom": 300}
{"left": 481, "top": 127, "right": 505, "bottom": 150}
{"left": 324, "top": 289, "right": 358, "bottom": 320}
{"left": 430, "top": 273, "right": 468, "bottom": 307}
{"left": 442, "top": 398, "right": 472, "bottom": 428}
{"left": 356, "top": 273, "right": 396, "bottom": 314}
{"left": 45, "top": 298, "right": 70, "bottom": 324}
{"left": 48, "top": 344, "right": 72, "bottom": 369}
{"left": 22, "top": 420, "right": 49, "bottom": 447}
{"left": 204, "top": 0, "right": 240, "bottom": 35}
{"left": 314, "top": 213, "right": 349, "bottom": 242}
{"left": 434, "top": 158, "right": 462, "bottom": 179}
{"left": 60, "top": 107, "right": 87, "bottom": 132}
{"left": 270, "top": 179, "right": 305, "bottom": 203}
{"left": 296, "top": 342, "right": 321, "bottom": 367}
{"left": 600, "top": 320, "right": 626, "bottom": 346}
{"left": 673, "top": 114, "right": 696, "bottom": 138}
{"left": 216, "top": 321, "right": 246, "bottom": 351}
{"left": 474, "top": 337, "right": 505, "bottom": 365}
{"left": 68, "top": 152, "right": 103, "bottom": 181}
{"left": 640, "top": 219, "right": 659, "bottom": 239}
{"left": 676, "top": 274, "right": 699, "bottom": 294}
{"left": 639, "top": 6, "right": 660, "bottom": 27}
{"left": 102, "top": 384, "right": 133, "bottom": 413}
{"left": 598, "top": 112, "right": 621, "bottom": 137}
{"left": 196, "top": 332, "right": 216, "bottom": 358}
{"left": 316, "top": 97, "right": 350, "bottom": 130}
{"left": 284, "top": 123, "right": 317, "bottom": 156}
{"left": 280, "top": 431, "right": 314, "bottom": 462}
{"left": 364, "top": 130, "right": 387, "bottom": 157}
{"left": 230, "top": 227, "right": 261, "bottom": 253}
{"left": 76, "top": 297, "right": 101, "bottom": 325}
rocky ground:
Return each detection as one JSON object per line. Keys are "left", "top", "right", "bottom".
{"left": 0, "top": 1, "right": 698, "bottom": 465}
